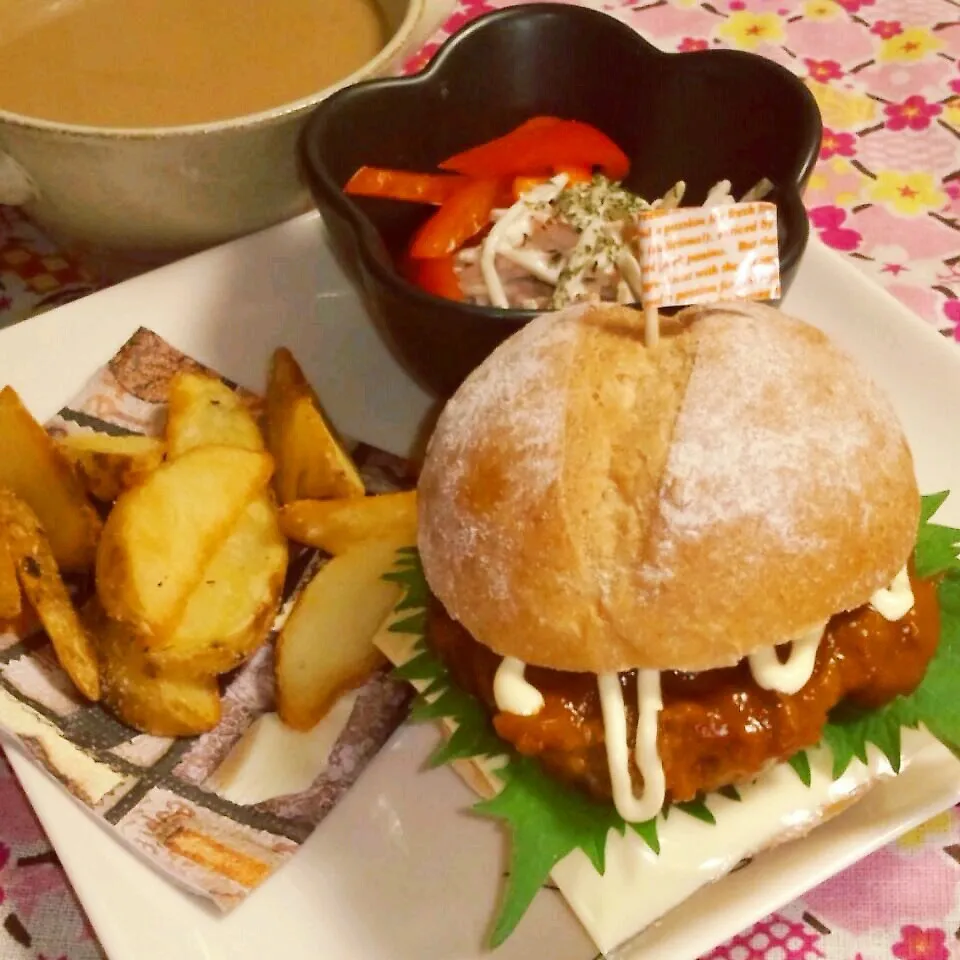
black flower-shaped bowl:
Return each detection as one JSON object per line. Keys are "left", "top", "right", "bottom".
{"left": 301, "top": 3, "right": 822, "bottom": 399}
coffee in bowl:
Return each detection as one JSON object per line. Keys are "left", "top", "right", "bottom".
{"left": 0, "top": 0, "right": 390, "bottom": 128}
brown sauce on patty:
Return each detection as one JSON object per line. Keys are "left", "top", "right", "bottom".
{"left": 427, "top": 569, "right": 940, "bottom": 804}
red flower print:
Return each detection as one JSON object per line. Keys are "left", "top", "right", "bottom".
{"left": 892, "top": 925, "right": 949, "bottom": 960}
{"left": 809, "top": 205, "right": 862, "bottom": 251}
{"left": 945, "top": 300, "right": 960, "bottom": 342}
{"left": 402, "top": 42, "right": 440, "bottom": 74}
{"left": 729, "top": 1, "right": 746, "bottom": 9}
{"left": 884, "top": 95, "right": 941, "bottom": 131}
{"left": 871, "top": 19, "right": 902, "bottom": 38}
{"left": 678, "top": 36, "right": 709, "bottom": 51}
{"left": 835, "top": 0, "right": 873, "bottom": 11}
{"left": 805, "top": 58, "right": 844, "bottom": 82}
{"left": 820, "top": 128, "right": 857, "bottom": 159}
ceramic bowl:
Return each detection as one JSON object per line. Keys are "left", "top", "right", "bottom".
{"left": 0, "top": 0, "right": 437, "bottom": 281}
{"left": 301, "top": 3, "right": 822, "bottom": 398}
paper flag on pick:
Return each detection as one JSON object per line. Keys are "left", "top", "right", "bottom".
{"left": 636, "top": 201, "right": 781, "bottom": 308}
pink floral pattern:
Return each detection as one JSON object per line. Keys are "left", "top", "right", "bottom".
{"left": 885, "top": 95, "right": 943, "bottom": 130}
{"left": 891, "top": 925, "right": 951, "bottom": 960}
{"left": 0, "top": 755, "right": 103, "bottom": 960}
{"left": 703, "top": 911, "right": 825, "bottom": 958}
{"left": 810, "top": 204, "right": 864, "bottom": 249}
{"left": 820, "top": 128, "right": 858, "bottom": 159}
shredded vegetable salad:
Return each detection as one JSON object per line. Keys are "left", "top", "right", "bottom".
{"left": 344, "top": 117, "right": 771, "bottom": 310}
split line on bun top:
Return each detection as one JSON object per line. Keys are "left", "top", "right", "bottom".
{"left": 416, "top": 201, "right": 934, "bottom": 827}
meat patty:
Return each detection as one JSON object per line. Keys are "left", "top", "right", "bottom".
{"left": 426, "top": 569, "right": 940, "bottom": 805}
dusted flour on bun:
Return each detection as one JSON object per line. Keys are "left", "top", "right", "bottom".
{"left": 418, "top": 300, "right": 919, "bottom": 674}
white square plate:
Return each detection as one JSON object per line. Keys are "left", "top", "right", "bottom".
{"left": 3, "top": 213, "right": 960, "bottom": 960}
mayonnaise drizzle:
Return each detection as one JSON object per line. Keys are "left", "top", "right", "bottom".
{"left": 479, "top": 176, "right": 568, "bottom": 308}
{"left": 869, "top": 565, "right": 914, "bottom": 621}
{"left": 497, "top": 246, "right": 563, "bottom": 285}
{"left": 746, "top": 565, "right": 914, "bottom": 695}
{"left": 493, "top": 656, "right": 545, "bottom": 716}
{"left": 492, "top": 562, "right": 914, "bottom": 823}
{"left": 747, "top": 623, "right": 826, "bottom": 695}
{"left": 598, "top": 670, "right": 666, "bottom": 823}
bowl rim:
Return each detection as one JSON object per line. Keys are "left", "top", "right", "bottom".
{"left": 0, "top": 0, "right": 428, "bottom": 140}
{"left": 302, "top": 3, "right": 822, "bottom": 327}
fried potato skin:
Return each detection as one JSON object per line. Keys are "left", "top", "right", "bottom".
{"left": 145, "top": 496, "right": 288, "bottom": 675}
{"left": 276, "top": 536, "right": 409, "bottom": 731}
{"left": 0, "top": 538, "right": 21, "bottom": 620}
{"left": 0, "top": 387, "right": 102, "bottom": 571}
{"left": 0, "top": 488, "right": 100, "bottom": 700}
{"left": 95, "top": 445, "right": 273, "bottom": 636}
{"left": 57, "top": 432, "right": 164, "bottom": 502}
{"left": 166, "top": 372, "right": 264, "bottom": 459}
{"left": 265, "top": 348, "right": 365, "bottom": 505}
{"left": 279, "top": 491, "right": 417, "bottom": 555}
{"left": 88, "top": 600, "right": 221, "bottom": 737}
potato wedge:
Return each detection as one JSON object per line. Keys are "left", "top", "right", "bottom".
{"left": 145, "top": 496, "right": 288, "bottom": 675}
{"left": 96, "top": 445, "right": 273, "bottom": 636}
{"left": 0, "top": 387, "right": 101, "bottom": 571}
{"left": 0, "top": 488, "right": 100, "bottom": 700}
{"left": 57, "top": 432, "right": 165, "bottom": 502}
{"left": 276, "top": 535, "right": 406, "bottom": 731}
{"left": 279, "top": 491, "right": 417, "bottom": 555}
{"left": 89, "top": 602, "right": 221, "bottom": 737}
{"left": 166, "top": 372, "right": 264, "bottom": 459}
{"left": 265, "top": 348, "right": 365, "bottom": 504}
{"left": 0, "top": 538, "right": 21, "bottom": 620}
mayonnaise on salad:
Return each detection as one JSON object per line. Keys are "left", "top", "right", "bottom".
{"left": 456, "top": 175, "right": 772, "bottom": 311}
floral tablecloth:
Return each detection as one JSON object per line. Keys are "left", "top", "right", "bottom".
{"left": 1, "top": 0, "right": 959, "bottom": 957}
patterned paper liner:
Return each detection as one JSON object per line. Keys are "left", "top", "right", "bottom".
{"left": 0, "top": 328, "right": 417, "bottom": 910}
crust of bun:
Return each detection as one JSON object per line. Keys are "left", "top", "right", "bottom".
{"left": 417, "top": 301, "right": 920, "bottom": 674}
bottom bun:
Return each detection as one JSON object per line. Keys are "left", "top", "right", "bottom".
{"left": 374, "top": 617, "right": 952, "bottom": 956}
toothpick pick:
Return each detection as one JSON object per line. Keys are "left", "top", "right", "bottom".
{"left": 644, "top": 302, "right": 659, "bottom": 348}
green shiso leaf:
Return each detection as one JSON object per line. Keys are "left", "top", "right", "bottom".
{"left": 385, "top": 554, "right": 658, "bottom": 946}
{"left": 674, "top": 796, "right": 716, "bottom": 825}
{"left": 915, "top": 491, "right": 960, "bottom": 578}
{"left": 819, "top": 492, "right": 960, "bottom": 778}
{"left": 475, "top": 756, "right": 629, "bottom": 946}
{"left": 384, "top": 491, "right": 960, "bottom": 946}
{"left": 787, "top": 750, "right": 812, "bottom": 786}
{"left": 903, "top": 573, "right": 960, "bottom": 751}
{"left": 821, "top": 700, "right": 915, "bottom": 779}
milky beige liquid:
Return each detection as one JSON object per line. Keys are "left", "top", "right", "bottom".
{"left": 0, "top": 0, "right": 388, "bottom": 128}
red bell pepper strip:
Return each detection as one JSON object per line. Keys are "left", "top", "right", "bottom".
{"left": 344, "top": 166, "right": 468, "bottom": 205}
{"left": 409, "top": 177, "right": 501, "bottom": 259}
{"left": 409, "top": 255, "right": 465, "bottom": 300}
{"left": 440, "top": 118, "right": 629, "bottom": 181}
{"left": 438, "top": 116, "right": 563, "bottom": 177}
{"left": 511, "top": 165, "right": 593, "bottom": 201}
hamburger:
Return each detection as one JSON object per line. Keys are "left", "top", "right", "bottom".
{"left": 378, "top": 299, "right": 959, "bottom": 953}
